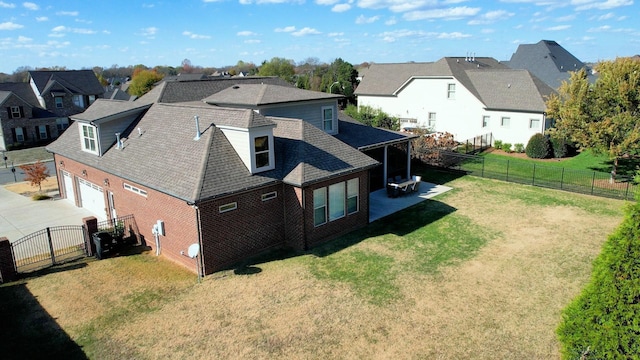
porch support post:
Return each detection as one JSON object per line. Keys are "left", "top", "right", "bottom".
{"left": 383, "top": 145, "right": 388, "bottom": 187}
{"left": 406, "top": 141, "right": 412, "bottom": 179}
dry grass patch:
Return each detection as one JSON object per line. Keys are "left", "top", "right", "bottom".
{"left": 4, "top": 176, "right": 59, "bottom": 196}
{"left": 0, "top": 176, "right": 626, "bottom": 359}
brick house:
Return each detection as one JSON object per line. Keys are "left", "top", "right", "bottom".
{"left": 0, "top": 70, "right": 104, "bottom": 150}
{"left": 47, "top": 77, "right": 413, "bottom": 274}
{"left": 0, "top": 83, "right": 57, "bottom": 150}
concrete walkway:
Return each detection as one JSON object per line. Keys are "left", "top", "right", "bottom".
{"left": 0, "top": 186, "right": 95, "bottom": 243}
{"left": 369, "top": 182, "right": 452, "bottom": 222}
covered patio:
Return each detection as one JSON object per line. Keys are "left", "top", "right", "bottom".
{"left": 369, "top": 181, "right": 452, "bottom": 222}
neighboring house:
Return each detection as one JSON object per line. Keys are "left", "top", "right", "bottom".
{"left": 0, "top": 82, "right": 57, "bottom": 150}
{"left": 47, "top": 77, "right": 414, "bottom": 274}
{"left": 504, "top": 40, "right": 597, "bottom": 90}
{"left": 28, "top": 70, "right": 105, "bottom": 131}
{"left": 355, "top": 57, "right": 556, "bottom": 147}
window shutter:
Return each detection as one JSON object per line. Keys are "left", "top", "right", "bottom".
{"left": 19, "top": 106, "right": 24, "bottom": 118}
{"left": 22, "top": 127, "right": 27, "bottom": 141}
{"left": 46, "top": 125, "right": 51, "bottom": 138}
{"left": 11, "top": 128, "right": 16, "bottom": 142}
{"left": 6, "top": 107, "right": 12, "bottom": 119}
{"left": 35, "top": 126, "right": 40, "bottom": 140}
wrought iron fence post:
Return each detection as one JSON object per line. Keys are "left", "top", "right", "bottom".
{"left": 481, "top": 157, "right": 485, "bottom": 178}
{"left": 532, "top": 164, "right": 536, "bottom": 186}
{"left": 46, "top": 227, "right": 56, "bottom": 266}
{"left": 561, "top": 168, "right": 565, "bottom": 190}
{"left": 625, "top": 181, "right": 630, "bottom": 200}
{"left": 591, "top": 172, "right": 596, "bottom": 195}
{"left": 506, "top": 160, "right": 510, "bottom": 182}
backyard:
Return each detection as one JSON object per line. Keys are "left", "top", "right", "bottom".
{"left": 0, "top": 173, "right": 627, "bottom": 359}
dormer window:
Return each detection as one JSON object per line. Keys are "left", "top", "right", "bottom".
{"left": 322, "top": 106, "right": 334, "bottom": 133}
{"left": 73, "top": 95, "right": 85, "bottom": 108}
{"left": 10, "top": 106, "right": 22, "bottom": 118}
{"left": 254, "top": 136, "right": 270, "bottom": 168}
{"left": 81, "top": 123, "right": 98, "bottom": 154}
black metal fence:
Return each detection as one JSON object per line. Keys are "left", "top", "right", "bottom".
{"left": 457, "top": 133, "right": 493, "bottom": 154}
{"left": 11, "top": 225, "right": 87, "bottom": 273}
{"left": 434, "top": 150, "right": 638, "bottom": 201}
{"left": 96, "top": 214, "right": 141, "bottom": 246}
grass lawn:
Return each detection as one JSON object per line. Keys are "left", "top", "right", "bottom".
{"left": 0, "top": 175, "right": 626, "bottom": 359}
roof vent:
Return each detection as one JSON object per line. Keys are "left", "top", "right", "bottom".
{"left": 194, "top": 115, "right": 201, "bottom": 141}
{"left": 137, "top": 127, "right": 143, "bottom": 137}
{"left": 232, "top": 85, "right": 240, "bottom": 89}
{"left": 115, "top": 132, "right": 122, "bottom": 149}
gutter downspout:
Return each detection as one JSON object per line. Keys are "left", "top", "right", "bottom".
{"left": 192, "top": 203, "right": 205, "bottom": 278}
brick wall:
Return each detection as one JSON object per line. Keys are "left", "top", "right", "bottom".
{"left": 198, "top": 183, "right": 286, "bottom": 273}
{"left": 283, "top": 186, "right": 305, "bottom": 251}
{"left": 302, "top": 171, "right": 370, "bottom": 248}
{"left": 54, "top": 155, "right": 200, "bottom": 272}
{"left": 1, "top": 96, "right": 58, "bottom": 148}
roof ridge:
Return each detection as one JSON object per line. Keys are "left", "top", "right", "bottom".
{"left": 193, "top": 125, "right": 217, "bottom": 202}
{"left": 256, "top": 83, "right": 268, "bottom": 105}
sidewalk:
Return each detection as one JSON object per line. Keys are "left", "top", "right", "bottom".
{"left": 0, "top": 185, "right": 95, "bottom": 243}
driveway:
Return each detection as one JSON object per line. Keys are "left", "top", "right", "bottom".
{"left": 0, "top": 186, "right": 95, "bottom": 243}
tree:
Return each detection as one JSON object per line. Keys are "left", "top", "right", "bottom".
{"left": 547, "top": 58, "right": 640, "bottom": 179}
{"left": 556, "top": 196, "right": 640, "bottom": 359}
{"left": 344, "top": 104, "right": 399, "bottom": 131}
{"left": 181, "top": 59, "right": 194, "bottom": 74}
{"left": 411, "top": 130, "right": 458, "bottom": 166}
{"left": 19, "top": 161, "right": 50, "bottom": 192}
{"left": 321, "top": 58, "right": 359, "bottom": 104}
{"left": 128, "top": 69, "right": 164, "bottom": 96}
{"left": 258, "top": 57, "right": 295, "bottom": 83}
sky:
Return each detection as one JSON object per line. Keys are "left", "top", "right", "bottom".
{"left": 0, "top": 0, "right": 638, "bottom": 73}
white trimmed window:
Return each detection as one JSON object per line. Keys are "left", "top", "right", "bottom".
{"left": 328, "top": 182, "right": 345, "bottom": 221}
{"left": 322, "top": 106, "right": 334, "bottom": 132}
{"left": 55, "top": 96, "right": 63, "bottom": 108}
{"left": 81, "top": 123, "right": 98, "bottom": 154}
{"left": 73, "top": 95, "right": 84, "bottom": 108}
{"left": 261, "top": 191, "right": 277, "bottom": 201}
{"left": 447, "top": 83, "right": 456, "bottom": 99}
{"left": 254, "top": 135, "right": 270, "bottom": 169}
{"left": 313, "top": 188, "right": 327, "bottom": 226}
{"left": 56, "top": 118, "right": 69, "bottom": 131}
{"left": 428, "top": 112, "right": 436, "bottom": 128}
{"left": 347, "top": 178, "right": 359, "bottom": 214}
{"left": 10, "top": 106, "right": 21, "bottom": 118}
{"left": 219, "top": 202, "right": 237, "bottom": 213}
{"left": 501, "top": 117, "right": 510, "bottom": 128}
{"left": 88, "top": 95, "right": 96, "bottom": 105}
{"left": 15, "top": 127, "right": 24, "bottom": 142}
{"left": 38, "top": 125, "right": 47, "bottom": 139}
{"left": 482, "top": 116, "right": 489, "bottom": 128}
{"left": 124, "top": 183, "right": 148, "bottom": 197}
{"left": 529, "top": 118, "right": 540, "bottom": 130}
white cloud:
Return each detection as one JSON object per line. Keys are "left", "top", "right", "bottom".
{"left": 17, "top": 35, "right": 31, "bottom": 42}
{"left": 356, "top": 15, "right": 380, "bottom": 24}
{"left": 57, "top": 11, "right": 79, "bottom": 16}
{"left": 142, "top": 3, "right": 155, "bottom": 8}
{"left": 378, "top": 28, "right": 471, "bottom": 42}
{"left": 292, "top": 27, "right": 321, "bottom": 36}
{"left": 239, "top": 0, "right": 305, "bottom": 3}
{"left": 328, "top": 32, "right": 344, "bottom": 37}
{"left": 244, "top": 39, "right": 261, "bottom": 44}
{"left": 182, "top": 31, "right": 211, "bottom": 39}
{"left": 385, "top": 17, "right": 397, "bottom": 25}
{"left": 468, "top": 9, "right": 514, "bottom": 25}
{"left": 316, "top": 0, "right": 340, "bottom": 4}
{"left": 0, "top": 2, "right": 15, "bottom": 8}
{"left": 481, "top": 28, "right": 495, "bottom": 33}
{"left": 574, "top": 0, "right": 632, "bottom": 10}
{"left": 0, "top": 21, "right": 23, "bottom": 30}
{"left": 275, "top": 26, "right": 296, "bottom": 33}
{"left": 23, "top": 1, "right": 38, "bottom": 10}
{"left": 437, "top": 31, "right": 471, "bottom": 39}
{"left": 555, "top": 14, "right": 576, "bottom": 21}
{"left": 140, "top": 27, "right": 158, "bottom": 37}
{"left": 50, "top": 25, "right": 97, "bottom": 35}
{"left": 546, "top": 24, "right": 571, "bottom": 31}
{"left": 237, "top": 31, "right": 257, "bottom": 36}
{"left": 36, "top": 16, "right": 48, "bottom": 22}
{"left": 404, "top": 6, "right": 481, "bottom": 21}
{"left": 332, "top": 3, "right": 351, "bottom": 12}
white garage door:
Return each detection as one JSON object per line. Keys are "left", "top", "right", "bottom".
{"left": 78, "top": 178, "right": 106, "bottom": 220}
{"left": 61, "top": 171, "right": 75, "bottom": 204}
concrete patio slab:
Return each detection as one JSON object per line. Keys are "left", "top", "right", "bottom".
{"left": 0, "top": 186, "right": 95, "bottom": 243}
{"left": 369, "top": 182, "right": 452, "bottom": 222}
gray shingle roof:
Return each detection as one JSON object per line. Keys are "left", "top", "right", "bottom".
{"left": 335, "top": 112, "right": 416, "bottom": 150}
{"left": 0, "top": 82, "right": 41, "bottom": 107}
{"left": 71, "top": 99, "right": 152, "bottom": 122}
{"left": 354, "top": 56, "right": 553, "bottom": 112}
{"left": 504, "top": 40, "right": 596, "bottom": 89}
{"left": 28, "top": 70, "right": 105, "bottom": 96}
{"left": 137, "top": 76, "right": 294, "bottom": 104}
{"left": 48, "top": 102, "right": 378, "bottom": 202}
{"left": 203, "top": 84, "right": 343, "bottom": 107}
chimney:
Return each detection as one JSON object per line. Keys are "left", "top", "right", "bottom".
{"left": 194, "top": 115, "right": 201, "bottom": 141}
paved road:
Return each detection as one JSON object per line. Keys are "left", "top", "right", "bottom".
{"left": 0, "top": 161, "right": 56, "bottom": 185}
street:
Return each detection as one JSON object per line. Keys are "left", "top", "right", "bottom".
{"left": 0, "top": 160, "right": 56, "bottom": 185}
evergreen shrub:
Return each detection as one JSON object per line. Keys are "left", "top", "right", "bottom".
{"left": 525, "top": 133, "right": 552, "bottom": 159}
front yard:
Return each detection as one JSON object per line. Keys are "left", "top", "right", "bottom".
{"left": 0, "top": 175, "right": 626, "bottom": 359}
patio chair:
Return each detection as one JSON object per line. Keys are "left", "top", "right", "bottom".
{"left": 411, "top": 175, "right": 422, "bottom": 192}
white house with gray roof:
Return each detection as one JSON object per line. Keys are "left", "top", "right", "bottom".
{"left": 355, "top": 57, "right": 557, "bottom": 147}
